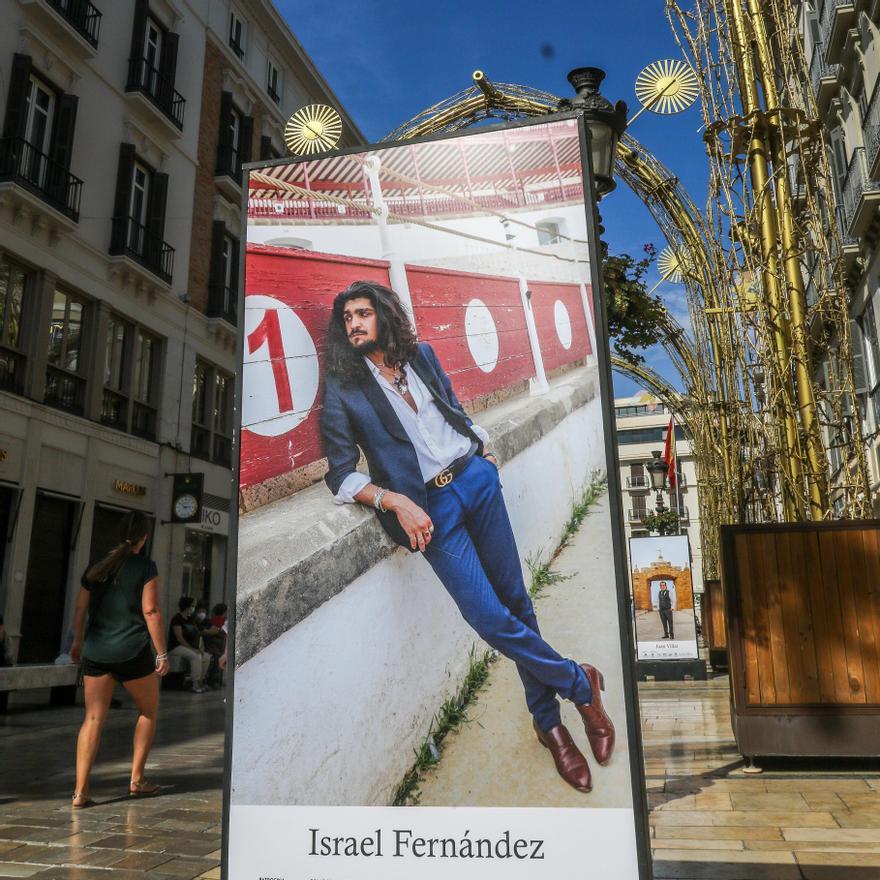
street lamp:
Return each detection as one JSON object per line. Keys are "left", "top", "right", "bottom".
{"left": 558, "top": 67, "right": 628, "bottom": 199}
{"left": 645, "top": 449, "right": 668, "bottom": 514}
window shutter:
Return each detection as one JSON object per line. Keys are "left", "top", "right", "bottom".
{"left": 113, "top": 143, "right": 136, "bottom": 220}
{"left": 50, "top": 93, "right": 78, "bottom": 171}
{"left": 3, "top": 54, "right": 33, "bottom": 140}
{"left": 218, "top": 92, "right": 233, "bottom": 150}
{"left": 160, "top": 31, "right": 179, "bottom": 93}
{"left": 208, "top": 220, "right": 226, "bottom": 290}
{"left": 130, "top": 0, "right": 149, "bottom": 60}
{"left": 230, "top": 234, "right": 241, "bottom": 319}
{"left": 148, "top": 171, "right": 169, "bottom": 242}
{"left": 239, "top": 115, "right": 254, "bottom": 165}
{"left": 852, "top": 319, "right": 868, "bottom": 394}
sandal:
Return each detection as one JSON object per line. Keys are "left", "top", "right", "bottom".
{"left": 72, "top": 792, "right": 94, "bottom": 809}
{"left": 129, "top": 779, "right": 160, "bottom": 797}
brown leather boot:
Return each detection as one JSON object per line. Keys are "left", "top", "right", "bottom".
{"left": 576, "top": 663, "right": 615, "bottom": 766}
{"left": 533, "top": 719, "right": 592, "bottom": 792}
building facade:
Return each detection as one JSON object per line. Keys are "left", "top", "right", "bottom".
{"left": 800, "top": 1, "right": 880, "bottom": 513}
{"left": 0, "top": 0, "right": 361, "bottom": 662}
{"left": 614, "top": 392, "right": 704, "bottom": 595}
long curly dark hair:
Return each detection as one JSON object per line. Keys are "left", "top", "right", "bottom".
{"left": 324, "top": 280, "right": 419, "bottom": 384}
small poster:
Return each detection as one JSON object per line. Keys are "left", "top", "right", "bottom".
{"left": 630, "top": 534, "right": 699, "bottom": 660}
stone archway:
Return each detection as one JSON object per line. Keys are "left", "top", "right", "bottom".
{"left": 632, "top": 560, "right": 693, "bottom": 612}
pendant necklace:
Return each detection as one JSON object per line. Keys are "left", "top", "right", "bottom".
{"left": 391, "top": 364, "right": 409, "bottom": 397}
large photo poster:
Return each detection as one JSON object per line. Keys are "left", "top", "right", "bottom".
{"left": 630, "top": 534, "right": 699, "bottom": 661}
{"left": 225, "top": 116, "right": 649, "bottom": 879}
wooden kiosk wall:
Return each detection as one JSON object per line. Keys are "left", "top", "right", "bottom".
{"left": 701, "top": 578, "right": 728, "bottom": 671}
{"left": 720, "top": 521, "right": 880, "bottom": 759}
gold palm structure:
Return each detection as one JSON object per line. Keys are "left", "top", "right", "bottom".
{"left": 379, "top": 3, "right": 870, "bottom": 577}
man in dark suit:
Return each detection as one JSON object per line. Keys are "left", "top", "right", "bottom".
{"left": 658, "top": 582, "right": 674, "bottom": 639}
{"left": 320, "top": 280, "right": 614, "bottom": 793}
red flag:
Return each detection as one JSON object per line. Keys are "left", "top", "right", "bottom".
{"left": 664, "top": 414, "right": 677, "bottom": 490}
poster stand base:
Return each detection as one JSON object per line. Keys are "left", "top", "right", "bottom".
{"left": 636, "top": 659, "right": 707, "bottom": 682}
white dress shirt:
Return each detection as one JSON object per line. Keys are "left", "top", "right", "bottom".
{"left": 334, "top": 358, "right": 489, "bottom": 504}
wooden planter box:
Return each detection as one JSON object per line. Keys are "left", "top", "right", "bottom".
{"left": 702, "top": 578, "right": 728, "bottom": 671}
{"left": 720, "top": 520, "right": 880, "bottom": 760}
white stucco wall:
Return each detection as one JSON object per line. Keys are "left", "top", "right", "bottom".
{"left": 230, "top": 388, "right": 609, "bottom": 807}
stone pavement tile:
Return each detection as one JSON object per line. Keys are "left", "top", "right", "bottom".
{"left": 656, "top": 850, "right": 796, "bottom": 864}
{"left": 0, "top": 844, "right": 60, "bottom": 864}
{"left": 148, "top": 857, "right": 219, "bottom": 879}
{"left": 748, "top": 841, "right": 880, "bottom": 854}
{"left": 802, "top": 793, "right": 847, "bottom": 810}
{"left": 138, "top": 835, "right": 221, "bottom": 856}
{"left": 107, "top": 850, "right": 175, "bottom": 871}
{"left": 88, "top": 832, "right": 153, "bottom": 849}
{"left": 28, "top": 867, "right": 152, "bottom": 880}
{"left": 196, "top": 869, "right": 221, "bottom": 880}
{"left": 783, "top": 827, "right": 880, "bottom": 843}
{"left": 153, "top": 819, "right": 215, "bottom": 833}
{"left": 832, "top": 811, "right": 880, "bottom": 828}
{"left": 0, "top": 845, "right": 22, "bottom": 857}
{"left": 728, "top": 793, "right": 810, "bottom": 812}
{"left": 760, "top": 779, "right": 872, "bottom": 793}
{"left": 652, "top": 809, "right": 837, "bottom": 827}
{"left": 797, "top": 851, "right": 880, "bottom": 869}
{"left": 55, "top": 832, "right": 111, "bottom": 848}
{"left": 0, "top": 864, "right": 45, "bottom": 878}
{"left": 653, "top": 838, "right": 744, "bottom": 851}
{"left": 653, "top": 860, "right": 802, "bottom": 880}
{"left": 839, "top": 792, "right": 880, "bottom": 810}
{"left": 653, "top": 825, "right": 783, "bottom": 841}
{"left": 0, "top": 826, "right": 74, "bottom": 844}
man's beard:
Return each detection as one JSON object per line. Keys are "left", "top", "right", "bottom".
{"left": 349, "top": 334, "right": 380, "bottom": 356}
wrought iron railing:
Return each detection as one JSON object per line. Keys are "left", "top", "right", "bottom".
{"left": 229, "top": 37, "right": 244, "bottom": 59}
{"left": 820, "top": 0, "right": 855, "bottom": 45}
{"left": 0, "top": 348, "right": 25, "bottom": 396}
{"left": 627, "top": 509, "right": 646, "bottom": 522}
{"left": 841, "top": 147, "right": 880, "bottom": 234}
{"left": 215, "top": 143, "right": 242, "bottom": 183}
{"left": 125, "top": 57, "right": 185, "bottom": 129}
{"left": 626, "top": 475, "right": 649, "bottom": 488}
{"left": 809, "top": 42, "right": 841, "bottom": 99}
{"left": 207, "top": 284, "right": 237, "bottom": 326}
{"left": 864, "top": 79, "right": 880, "bottom": 175}
{"left": 46, "top": 0, "right": 102, "bottom": 47}
{"left": 100, "top": 388, "right": 127, "bottom": 430}
{"left": 267, "top": 84, "right": 280, "bottom": 104}
{"left": 132, "top": 401, "right": 156, "bottom": 440}
{"left": 110, "top": 215, "right": 174, "bottom": 284}
{"left": 45, "top": 365, "right": 85, "bottom": 416}
{"left": 0, "top": 137, "right": 82, "bottom": 221}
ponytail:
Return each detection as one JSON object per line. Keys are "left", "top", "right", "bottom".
{"left": 84, "top": 511, "right": 150, "bottom": 584}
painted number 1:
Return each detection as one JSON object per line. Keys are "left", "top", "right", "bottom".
{"left": 247, "top": 308, "right": 294, "bottom": 413}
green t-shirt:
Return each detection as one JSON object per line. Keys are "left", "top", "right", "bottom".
{"left": 81, "top": 556, "right": 158, "bottom": 663}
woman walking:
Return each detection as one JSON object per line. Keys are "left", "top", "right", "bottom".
{"left": 70, "top": 512, "right": 169, "bottom": 807}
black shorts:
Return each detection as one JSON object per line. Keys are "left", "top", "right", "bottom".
{"left": 81, "top": 643, "right": 155, "bottom": 682}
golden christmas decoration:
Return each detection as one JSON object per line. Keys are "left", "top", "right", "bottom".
{"left": 284, "top": 104, "right": 342, "bottom": 155}
{"left": 634, "top": 59, "right": 699, "bottom": 115}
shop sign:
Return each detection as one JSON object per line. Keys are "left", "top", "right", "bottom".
{"left": 112, "top": 479, "right": 147, "bottom": 497}
{"left": 199, "top": 505, "right": 229, "bottom": 535}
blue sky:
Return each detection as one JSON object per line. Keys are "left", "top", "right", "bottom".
{"left": 277, "top": 0, "right": 710, "bottom": 397}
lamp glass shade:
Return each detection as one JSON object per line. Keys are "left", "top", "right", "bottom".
{"left": 646, "top": 452, "right": 667, "bottom": 491}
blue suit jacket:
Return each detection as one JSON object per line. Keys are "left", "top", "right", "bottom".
{"left": 320, "top": 342, "right": 483, "bottom": 550}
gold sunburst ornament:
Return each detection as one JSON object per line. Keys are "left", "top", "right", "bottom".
{"left": 631, "top": 60, "right": 699, "bottom": 125}
{"left": 284, "top": 104, "right": 342, "bottom": 155}
{"left": 657, "top": 246, "right": 688, "bottom": 283}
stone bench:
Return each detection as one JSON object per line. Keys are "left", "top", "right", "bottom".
{"left": 0, "top": 663, "right": 78, "bottom": 713}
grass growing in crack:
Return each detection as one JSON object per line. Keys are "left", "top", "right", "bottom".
{"left": 392, "top": 645, "right": 497, "bottom": 806}
{"left": 391, "top": 474, "right": 608, "bottom": 804}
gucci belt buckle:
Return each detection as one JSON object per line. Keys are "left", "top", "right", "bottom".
{"left": 434, "top": 469, "right": 454, "bottom": 488}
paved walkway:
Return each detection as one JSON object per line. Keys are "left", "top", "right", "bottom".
{"left": 0, "top": 686, "right": 224, "bottom": 879}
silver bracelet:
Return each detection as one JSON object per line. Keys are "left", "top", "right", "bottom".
{"left": 373, "top": 488, "right": 387, "bottom": 513}
{"left": 155, "top": 652, "right": 168, "bottom": 662}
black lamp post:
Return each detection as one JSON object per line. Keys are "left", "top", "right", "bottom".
{"left": 645, "top": 449, "right": 668, "bottom": 515}
{"left": 558, "top": 67, "right": 628, "bottom": 199}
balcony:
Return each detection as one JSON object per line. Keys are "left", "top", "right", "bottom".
{"left": 45, "top": 365, "right": 85, "bottom": 416}
{"left": 809, "top": 43, "right": 841, "bottom": 112}
{"left": 45, "top": 0, "right": 101, "bottom": 48}
{"left": 267, "top": 85, "right": 280, "bottom": 105}
{"left": 628, "top": 509, "right": 646, "bottom": 523}
{"left": 820, "top": 0, "right": 856, "bottom": 64}
{"left": 207, "top": 284, "right": 237, "bottom": 326}
{"left": 215, "top": 144, "right": 242, "bottom": 200}
{"left": 841, "top": 147, "right": 880, "bottom": 239}
{"left": 865, "top": 80, "right": 880, "bottom": 180}
{"left": 626, "top": 475, "right": 649, "bottom": 489}
{"left": 0, "top": 137, "right": 82, "bottom": 222}
{"left": 109, "top": 215, "right": 174, "bottom": 285}
{"left": 100, "top": 388, "right": 127, "bottom": 431}
{"left": 125, "top": 57, "right": 185, "bottom": 132}
{"left": 132, "top": 401, "right": 157, "bottom": 441}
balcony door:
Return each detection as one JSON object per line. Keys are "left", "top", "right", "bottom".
{"left": 143, "top": 17, "right": 163, "bottom": 95}
{"left": 128, "top": 161, "right": 150, "bottom": 254}
{"left": 23, "top": 75, "right": 55, "bottom": 187}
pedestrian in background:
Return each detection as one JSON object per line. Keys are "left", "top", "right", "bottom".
{"left": 168, "top": 596, "right": 211, "bottom": 693}
{"left": 70, "top": 512, "right": 168, "bottom": 808}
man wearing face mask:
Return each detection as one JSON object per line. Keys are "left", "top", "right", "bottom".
{"left": 168, "top": 597, "right": 211, "bottom": 693}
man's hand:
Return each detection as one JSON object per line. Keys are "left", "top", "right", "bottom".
{"left": 483, "top": 452, "right": 499, "bottom": 469}
{"left": 385, "top": 492, "right": 434, "bottom": 552}
{"left": 70, "top": 639, "right": 83, "bottom": 664}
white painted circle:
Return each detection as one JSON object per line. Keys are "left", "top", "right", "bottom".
{"left": 554, "top": 299, "right": 573, "bottom": 349}
{"left": 242, "top": 294, "right": 319, "bottom": 437}
{"left": 464, "top": 298, "right": 499, "bottom": 373}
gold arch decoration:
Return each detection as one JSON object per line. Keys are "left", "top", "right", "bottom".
{"left": 284, "top": 104, "right": 342, "bottom": 155}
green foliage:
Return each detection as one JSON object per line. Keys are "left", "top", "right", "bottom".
{"left": 602, "top": 244, "right": 668, "bottom": 365}
{"left": 641, "top": 508, "right": 681, "bottom": 535}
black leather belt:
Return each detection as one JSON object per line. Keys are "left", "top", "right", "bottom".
{"left": 427, "top": 446, "right": 477, "bottom": 490}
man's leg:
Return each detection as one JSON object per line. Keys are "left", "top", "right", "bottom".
{"left": 425, "top": 459, "right": 591, "bottom": 731}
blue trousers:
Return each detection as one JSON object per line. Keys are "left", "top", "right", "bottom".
{"left": 423, "top": 454, "right": 591, "bottom": 732}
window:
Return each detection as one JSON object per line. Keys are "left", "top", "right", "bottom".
{"left": 536, "top": 220, "right": 562, "bottom": 246}
{"left": 192, "top": 360, "right": 233, "bottom": 467}
{"left": 144, "top": 17, "right": 162, "bottom": 74}
{"left": 267, "top": 58, "right": 281, "bottom": 103}
{"left": 216, "top": 93, "right": 252, "bottom": 183}
{"left": 208, "top": 221, "right": 239, "bottom": 324}
{"left": 128, "top": 160, "right": 151, "bottom": 251}
{"left": 132, "top": 329, "right": 158, "bottom": 438}
{"left": 0, "top": 258, "right": 31, "bottom": 395}
{"left": 229, "top": 8, "right": 245, "bottom": 58}
{"left": 618, "top": 426, "right": 686, "bottom": 445}
{"left": 24, "top": 75, "right": 55, "bottom": 157}
{"left": 45, "top": 287, "right": 87, "bottom": 415}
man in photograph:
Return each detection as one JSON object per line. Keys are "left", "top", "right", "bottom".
{"left": 658, "top": 581, "right": 674, "bottom": 639}
{"left": 319, "top": 280, "right": 615, "bottom": 793}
